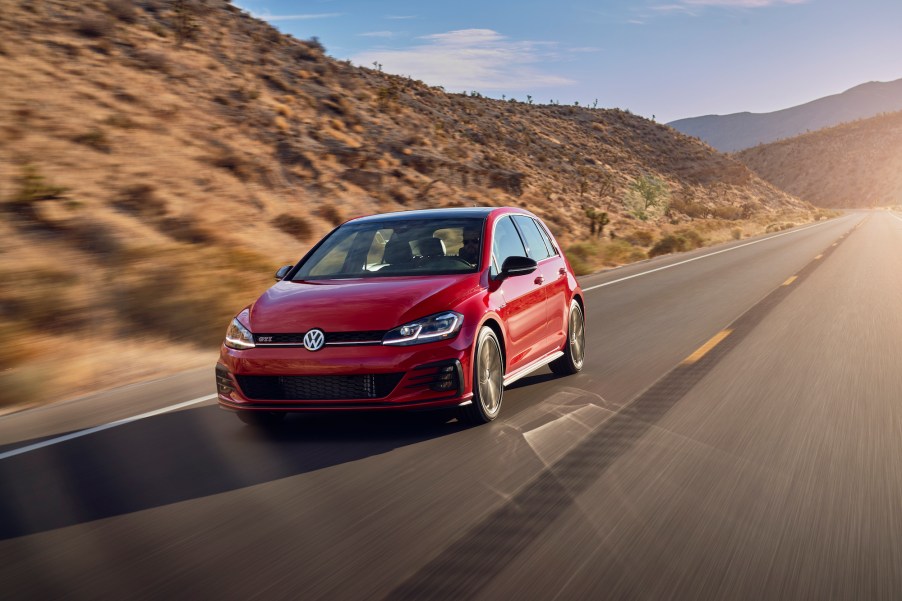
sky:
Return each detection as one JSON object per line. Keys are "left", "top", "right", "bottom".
{"left": 233, "top": 0, "right": 902, "bottom": 123}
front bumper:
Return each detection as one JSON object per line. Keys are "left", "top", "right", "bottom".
{"left": 216, "top": 332, "right": 474, "bottom": 412}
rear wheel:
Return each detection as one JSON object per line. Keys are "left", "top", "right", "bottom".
{"left": 459, "top": 327, "right": 504, "bottom": 424}
{"left": 550, "top": 300, "right": 585, "bottom": 375}
{"left": 237, "top": 411, "right": 286, "bottom": 428}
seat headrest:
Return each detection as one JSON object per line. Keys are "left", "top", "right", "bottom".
{"left": 383, "top": 239, "right": 412, "bottom": 264}
{"left": 417, "top": 237, "right": 446, "bottom": 257}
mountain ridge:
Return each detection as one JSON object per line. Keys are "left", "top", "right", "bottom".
{"left": 669, "top": 79, "right": 902, "bottom": 152}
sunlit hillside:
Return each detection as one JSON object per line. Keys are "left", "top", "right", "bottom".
{"left": 737, "top": 110, "right": 902, "bottom": 208}
{"left": 0, "top": 0, "right": 818, "bottom": 410}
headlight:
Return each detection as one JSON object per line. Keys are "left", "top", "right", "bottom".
{"left": 224, "top": 313, "right": 255, "bottom": 349}
{"left": 383, "top": 312, "right": 463, "bottom": 346}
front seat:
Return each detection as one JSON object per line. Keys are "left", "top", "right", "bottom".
{"left": 417, "top": 237, "right": 446, "bottom": 258}
{"left": 383, "top": 239, "right": 413, "bottom": 266}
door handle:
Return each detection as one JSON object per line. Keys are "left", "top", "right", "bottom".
{"left": 558, "top": 267, "right": 567, "bottom": 277}
{"left": 534, "top": 276, "right": 545, "bottom": 285}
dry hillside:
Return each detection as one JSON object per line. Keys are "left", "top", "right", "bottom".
{"left": 737, "top": 110, "right": 902, "bottom": 208}
{"left": 0, "top": 0, "right": 817, "bottom": 410}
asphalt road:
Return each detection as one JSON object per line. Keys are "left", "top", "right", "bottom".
{"left": 2, "top": 210, "right": 901, "bottom": 600}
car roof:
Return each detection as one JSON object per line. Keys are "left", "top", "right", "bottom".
{"left": 346, "top": 207, "right": 532, "bottom": 224}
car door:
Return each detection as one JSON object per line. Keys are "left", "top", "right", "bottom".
{"left": 490, "top": 215, "right": 548, "bottom": 372}
{"left": 511, "top": 215, "right": 567, "bottom": 353}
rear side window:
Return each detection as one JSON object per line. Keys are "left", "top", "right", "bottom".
{"left": 512, "top": 215, "right": 552, "bottom": 261}
{"left": 491, "top": 216, "right": 527, "bottom": 276}
{"left": 534, "top": 220, "right": 558, "bottom": 256}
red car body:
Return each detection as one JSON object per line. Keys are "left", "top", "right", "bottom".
{"left": 216, "top": 207, "right": 584, "bottom": 424}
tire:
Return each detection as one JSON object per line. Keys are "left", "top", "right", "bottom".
{"left": 237, "top": 411, "right": 286, "bottom": 428}
{"left": 550, "top": 300, "right": 585, "bottom": 376}
{"left": 459, "top": 327, "right": 505, "bottom": 424}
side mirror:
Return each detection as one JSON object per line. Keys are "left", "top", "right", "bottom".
{"left": 499, "top": 256, "right": 538, "bottom": 279}
{"left": 274, "top": 265, "right": 293, "bottom": 280}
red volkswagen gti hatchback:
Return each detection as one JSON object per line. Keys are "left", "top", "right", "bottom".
{"left": 216, "top": 207, "right": 585, "bottom": 427}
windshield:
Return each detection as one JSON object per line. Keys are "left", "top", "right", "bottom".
{"left": 292, "top": 217, "right": 486, "bottom": 280}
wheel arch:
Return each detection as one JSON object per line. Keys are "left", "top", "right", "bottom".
{"left": 478, "top": 316, "right": 507, "bottom": 374}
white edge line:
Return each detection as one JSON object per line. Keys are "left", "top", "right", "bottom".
{"left": 0, "top": 394, "right": 217, "bottom": 461}
{"left": 582, "top": 219, "right": 839, "bottom": 292}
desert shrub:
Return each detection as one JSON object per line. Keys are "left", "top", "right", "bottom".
{"left": 7, "top": 165, "right": 67, "bottom": 208}
{"left": 675, "top": 228, "right": 705, "bottom": 249}
{"left": 112, "top": 184, "right": 166, "bottom": 217}
{"left": 208, "top": 150, "right": 254, "bottom": 181}
{"left": 272, "top": 213, "right": 313, "bottom": 241}
{"left": 765, "top": 222, "right": 795, "bottom": 233}
{"left": 649, "top": 235, "right": 688, "bottom": 257}
{"left": 158, "top": 217, "right": 217, "bottom": 244}
{"left": 669, "top": 196, "right": 708, "bottom": 219}
{"left": 622, "top": 229, "right": 654, "bottom": 246}
{"left": 134, "top": 50, "right": 168, "bottom": 71}
{"left": 72, "top": 128, "right": 111, "bottom": 152}
{"left": 565, "top": 239, "right": 645, "bottom": 275}
{"left": 320, "top": 204, "right": 345, "bottom": 226}
{"left": 68, "top": 219, "right": 123, "bottom": 255}
{"left": 731, "top": 227, "right": 743, "bottom": 240}
{"left": 602, "top": 239, "right": 647, "bottom": 264}
{"left": 710, "top": 204, "right": 743, "bottom": 220}
{"left": 564, "top": 241, "right": 599, "bottom": 275}
{"left": 105, "top": 0, "right": 137, "bottom": 22}
{"left": 75, "top": 14, "right": 112, "bottom": 38}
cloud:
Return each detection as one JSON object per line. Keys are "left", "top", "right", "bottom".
{"left": 245, "top": 11, "right": 342, "bottom": 22}
{"left": 352, "top": 28, "right": 574, "bottom": 92}
{"left": 387, "top": 15, "right": 417, "bottom": 20}
{"left": 360, "top": 31, "right": 397, "bottom": 38}
{"left": 651, "top": 0, "right": 806, "bottom": 11}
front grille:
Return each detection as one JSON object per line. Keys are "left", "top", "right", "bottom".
{"left": 236, "top": 373, "right": 403, "bottom": 400}
{"left": 254, "top": 331, "right": 386, "bottom": 346}
{"left": 326, "top": 331, "right": 386, "bottom": 344}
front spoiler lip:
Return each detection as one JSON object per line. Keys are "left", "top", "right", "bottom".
{"left": 217, "top": 391, "right": 473, "bottom": 413}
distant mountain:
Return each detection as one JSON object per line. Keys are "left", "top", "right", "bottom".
{"left": 736, "top": 110, "right": 902, "bottom": 208}
{"left": 669, "top": 79, "right": 902, "bottom": 152}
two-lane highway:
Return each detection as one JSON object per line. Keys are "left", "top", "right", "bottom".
{"left": 4, "top": 211, "right": 902, "bottom": 600}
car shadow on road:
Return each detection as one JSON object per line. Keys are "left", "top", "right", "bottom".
{"left": 0, "top": 406, "right": 466, "bottom": 540}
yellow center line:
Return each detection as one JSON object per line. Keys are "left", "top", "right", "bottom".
{"left": 682, "top": 330, "right": 733, "bottom": 365}
{"left": 782, "top": 275, "right": 798, "bottom": 286}
{"left": 814, "top": 254, "right": 823, "bottom": 259}
{"left": 832, "top": 243, "right": 838, "bottom": 247}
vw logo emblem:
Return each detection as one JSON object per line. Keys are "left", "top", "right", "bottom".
{"left": 303, "top": 329, "right": 326, "bottom": 352}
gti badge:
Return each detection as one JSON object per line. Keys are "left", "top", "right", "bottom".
{"left": 303, "top": 328, "right": 326, "bottom": 352}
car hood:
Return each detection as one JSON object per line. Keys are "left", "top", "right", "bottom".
{"left": 247, "top": 274, "right": 483, "bottom": 333}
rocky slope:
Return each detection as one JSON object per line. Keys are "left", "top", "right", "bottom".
{"left": 737, "top": 110, "right": 902, "bottom": 208}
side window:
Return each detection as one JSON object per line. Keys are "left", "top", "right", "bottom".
{"left": 512, "top": 215, "right": 551, "bottom": 261}
{"left": 491, "top": 216, "right": 527, "bottom": 276}
{"left": 534, "top": 219, "right": 559, "bottom": 257}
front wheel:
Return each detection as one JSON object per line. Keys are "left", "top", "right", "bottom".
{"left": 459, "top": 327, "right": 504, "bottom": 424}
{"left": 550, "top": 300, "right": 585, "bottom": 375}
